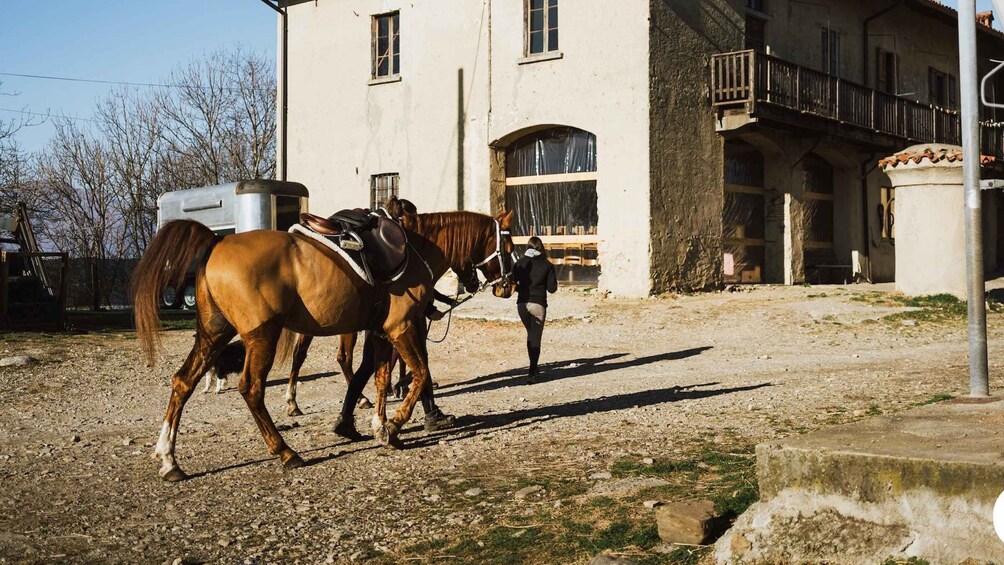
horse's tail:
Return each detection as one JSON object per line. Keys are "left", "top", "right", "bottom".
{"left": 131, "top": 220, "right": 221, "bottom": 366}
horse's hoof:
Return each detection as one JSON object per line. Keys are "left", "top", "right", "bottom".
{"left": 160, "top": 467, "right": 188, "bottom": 482}
{"left": 333, "top": 415, "right": 365, "bottom": 442}
{"left": 282, "top": 453, "right": 305, "bottom": 470}
{"left": 287, "top": 405, "right": 304, "bottom": 417}
{"left": 379, "top": 422, "right": 403, "bottom": 449}
{"left": 357, "top": 398, "right": 373, "bottom": 409}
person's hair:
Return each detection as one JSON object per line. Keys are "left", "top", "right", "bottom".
{"left": 527, "top": 236, "right": 546, "bottom": 257}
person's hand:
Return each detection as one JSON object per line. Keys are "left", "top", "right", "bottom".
{"left": 427, "top": 308, "right": 446, "bottom": 321}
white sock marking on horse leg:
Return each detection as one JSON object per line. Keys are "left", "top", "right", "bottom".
{"left": 371, "top": 414, "right": 383, "bottom": 433}
{"left": 154, "top": 421, "right": 170, "bottom": 456}
{"left": 285, "top": 381, "right": 296, "bottom": 403}
{"left": 158, "top": 423, "right": 179, "bottom": 476}
{"left": 216, "top": 376, "right": 226, "bottom": 394}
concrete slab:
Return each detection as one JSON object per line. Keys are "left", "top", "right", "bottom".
{"left": 716, "top": 400, "right": 1004, "bottom": 564}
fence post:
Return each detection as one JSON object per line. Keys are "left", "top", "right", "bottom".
{"left": 0, "top": 252, "right": 8, "bottom": 326}
{"left": 58, "top": 253, "right": 68, "bottom": 331}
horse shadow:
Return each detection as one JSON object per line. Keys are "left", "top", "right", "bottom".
{"left": 405, "top": 381, "right": 774, "bottom": 449}
{"left": 264, "top": 370, "right": 339, "bottom": 388}
{"left": 435, "top": 347, "right": 713, "bottom": 399}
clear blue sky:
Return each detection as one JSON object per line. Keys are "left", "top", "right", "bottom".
{"left": 1, "top": 0, "right": 276, "bottom": 154}
{"left": 0, "top": 0, "right": 996, "bottom": 154}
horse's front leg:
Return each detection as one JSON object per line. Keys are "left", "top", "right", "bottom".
{"left": 285, "top": 333, "right": 313, "bottom": 416}
{"left": 385, "top": 325, "right": 430, "bottom": 446}
{"left": 369, "top": 337, "right": 398, "bottom": 447}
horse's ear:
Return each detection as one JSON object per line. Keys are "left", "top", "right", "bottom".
{"left": 499, "top": 210, "right": 515, "bottom": 229}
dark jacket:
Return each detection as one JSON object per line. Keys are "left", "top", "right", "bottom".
{"left": 514, "top": 253, "right": 558, "bottom": 307}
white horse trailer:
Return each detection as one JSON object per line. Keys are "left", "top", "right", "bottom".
{"left": 156, "top": 180, "right": 309, "bottom": 308}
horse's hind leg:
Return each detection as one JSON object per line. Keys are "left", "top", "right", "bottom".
{"left": 155, "top": 321, "right": 235, "bottom": 481}
{"left": 285, "top": 334, "right": 312, "bottom": 416}
{"left": 338, "top": 332, "right": 372, "bottom": 409}
{"left": 239, "top": 322, "right": 303, "bottom": 469}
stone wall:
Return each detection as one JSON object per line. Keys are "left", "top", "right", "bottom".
{"left": 648, "top": 0, "right": 744, "bottom": 292}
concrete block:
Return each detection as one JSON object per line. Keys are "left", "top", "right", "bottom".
{"left": 655, "top": 499, "right": 715, "bottom": 545}
{"left": 716, "top": 399, "right": 1004, "bottom": 564}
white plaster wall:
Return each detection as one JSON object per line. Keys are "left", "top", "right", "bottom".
{"left": 886, "top": 163, "right": 967, "bottom": 297}
{"left": 284, "top": 1, "right": 490, "bottom": 216}
{"left": 488, "top": 1, "right": 652, "bottom": 296}
{"left": 283, "top": 0, "right": 651, "bottom": 296}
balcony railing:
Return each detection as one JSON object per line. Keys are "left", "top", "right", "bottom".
{"left": 711, "top": 50, "right": 1001, "bottom": 157}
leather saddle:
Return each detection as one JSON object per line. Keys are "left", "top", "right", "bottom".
{"left": 299, "top": 210, "right": 408, "bottom": 280}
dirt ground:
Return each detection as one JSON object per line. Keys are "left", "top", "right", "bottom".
{"left": 2, "top": 284, "right": 1002, "bottom": 564}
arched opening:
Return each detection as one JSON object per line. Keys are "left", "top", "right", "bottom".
{"left": 802, "top": 153, "right": 837, "bottom": 279}
{"left": 723, "top": 140, "right": 765, "bottom": 283}
{"left": 502, "top": 126, "right": 599, "bottom": 283}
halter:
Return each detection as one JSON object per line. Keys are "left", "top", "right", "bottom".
{"left": 474, "top": 218, "right": 516, "bottom": 289}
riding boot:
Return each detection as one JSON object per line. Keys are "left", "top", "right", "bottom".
{"left": 527, "top": 345, "right": 541, "bottom": 384}
{"left": 332, "top": 413, "right": 365, "bottom": 441}
{"left": 421, "top": 380, "right": 456, "bottom": 431}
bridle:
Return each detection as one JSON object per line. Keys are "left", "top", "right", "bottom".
{"left": 473, "top": 218, "right": 516, "bottom": 290}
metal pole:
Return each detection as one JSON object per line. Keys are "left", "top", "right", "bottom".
{"left": 959, "top": 0, "right": 990, "bottom": 397}
{"left": 260, "top": 0, "right": 288, "bottom": 181}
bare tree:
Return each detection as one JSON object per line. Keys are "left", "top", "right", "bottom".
{"left": 96, "top": 88, "right": 165, "bottom": 259}
{"left": 156, "top": 48, "right": 276, "bottom": 187}
{"left": 0, "top": 80, "right": 46, "bottom": 214}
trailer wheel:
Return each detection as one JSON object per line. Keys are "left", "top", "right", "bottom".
{"left": 182, "top": 284, "right": 197, "bottom": 310}
{"left": 161, "top": 286, "right": 181, "bottom": 309}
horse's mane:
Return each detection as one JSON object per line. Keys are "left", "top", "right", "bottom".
{"left": 401, "top": 211, "right": 494, "bottom": 267}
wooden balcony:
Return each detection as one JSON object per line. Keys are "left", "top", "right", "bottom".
{"left": 711, "top": 50, "right": 1004, "bottom": 159}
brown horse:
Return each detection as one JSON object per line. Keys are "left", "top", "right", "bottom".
{"left": 132, "top": 207, "right": 516, "bottom": 481}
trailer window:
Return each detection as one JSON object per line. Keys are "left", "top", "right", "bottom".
{"left": 275, "top": 196, "right": 302, "bottom": 231}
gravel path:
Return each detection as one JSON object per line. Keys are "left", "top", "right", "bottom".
{"left": 1, "top": 285, "right": 1001, "bottom": 564}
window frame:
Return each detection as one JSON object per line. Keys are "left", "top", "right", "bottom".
{"left": 821, "top": 27, "right": 840, "bottom": 77}
{"left": 929, "top": 67, "right": 958, "bottom": 109}
{"left": 370, "top": 173, "right": 400, "bottom": 211}
{"left": 371, "top": 11, "right": 400, "bottom": 80}
{"left": 524, "top": 0, "right": 559, "bottom": 57}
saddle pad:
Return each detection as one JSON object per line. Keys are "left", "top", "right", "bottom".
{"left": 288, "top": 224, "right": 374, "bottom": 285}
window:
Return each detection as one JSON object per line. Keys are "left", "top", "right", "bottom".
{"left": 372, "top": 12, "right": 400, "bottom": 78}
{"left": 746, "top": 0, "right": 766, "bottom": 11}
{"left": 821, "top": 27, "right": 840, "bottom": 76}
{"left": 371, "top": 173, "right": 399, "bottom": 210}
{"left": 875, "top": 48, "right": 899, "bottom": 94}
{"left": 929, "top": 68, "right": 958, "bottom": 109}
{"left": 526, "top": 0, "right": 558, "bottom": 55}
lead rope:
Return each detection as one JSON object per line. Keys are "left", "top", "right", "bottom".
{"left": 427, "top": 287, "right": 467, "bottom": 344}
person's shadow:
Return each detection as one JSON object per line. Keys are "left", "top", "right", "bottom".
{"left": 436, "top": 347, "right": 713, "bottom": 398}
{"left": 405, "top": 380, "right": 774, "bottom": 448}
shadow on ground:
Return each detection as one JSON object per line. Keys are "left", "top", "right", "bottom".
{"left": 436, "top": 347, "right": 714, "bottom": 398}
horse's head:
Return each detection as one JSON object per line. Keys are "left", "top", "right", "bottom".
{"left": 473, "top": 210, "right": 517, "bottom": 299}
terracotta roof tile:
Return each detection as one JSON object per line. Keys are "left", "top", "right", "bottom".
{"left": 879, "top": 145, "right": 996, "bottom": 168}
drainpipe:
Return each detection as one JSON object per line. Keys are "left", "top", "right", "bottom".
{"left": 859, "top": 153, "right": 879, "bottom": 281}
{"left": 863, "top": 1, "right": 902, "bottom": 86}
{"left": 261, "top": 0, "right": 288, "bottom": 181}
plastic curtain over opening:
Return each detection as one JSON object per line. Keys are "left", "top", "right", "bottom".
{"left": 505, "top": 128, "right": 597, "bottom": 177}
{"left": 723, "top": 142, "right": 765, "bottom": 283}
{"left": 505, "top": 181, "right": 598, "bottom": 237}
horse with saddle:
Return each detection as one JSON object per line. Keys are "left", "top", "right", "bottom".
{"left": 133, "top": 196, "right": 516, "bottom": 481}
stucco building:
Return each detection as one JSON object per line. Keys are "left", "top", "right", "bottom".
{"left": 277, "top": 0, "right": 1004, "bottom": 296}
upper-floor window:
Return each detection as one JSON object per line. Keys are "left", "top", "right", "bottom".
{"left": 526, "top": 0, "right": 558, "bottom": 55}
{"left": 372, "top": 12, "right": 400, "bottom": 78}
{"left": 746, "top": 15, "right": 766, "bottom": 51}
{"left": 821, "top": 27, "right": 840, "bottom": 76}
{"left": 746, "top": 0, "right": 766, "bottom": 13}
{"left": 875, "top": 48, "right": 900, "bottom": 94}
{"left": 371, "top": 173, "right": 399, "bottom": 210}
{"left": 929, "top": 68, "right": 958, "bottom": 109}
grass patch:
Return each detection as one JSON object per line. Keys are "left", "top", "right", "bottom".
{"left": 851, "top": 291, "right": 1003, "bottom": 326}
{"left": 391, "top": 442, "right": 757, "bottom": 564}
{"left": 916, "top": 393, "right": 956, "bottom": 406}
